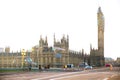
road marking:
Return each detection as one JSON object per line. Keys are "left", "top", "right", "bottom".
{"left": 31, "top": 72, "right": 82, "bottom": 80}
{"left": 31, "top": 71, "right": 111, "bottom": 80}
{"left": 103, "top": 78, "right": 108, "bottom": 80}
{"left": 49, "top": 73, "right": 91, "bottom": 80}
{"left": 32, "top": 72, "right": 104, "bottom": 80}
{"left": 50, "top": 72, "right": 111, "bottom": 80}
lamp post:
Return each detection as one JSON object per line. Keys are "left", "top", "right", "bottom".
{"left": 37, "top": 49, "right": 39, "bottom": 67}
{"left": 31, "top": 48, "right": 34, "bottom": 62}
{"left": 39, "top": 47, "right": 43, "bottom": 67}
{"left": 21, "top": 49, "right": 26, "bottom": 68}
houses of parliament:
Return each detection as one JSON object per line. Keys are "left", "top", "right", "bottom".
{"left": 0, "top": 7, "right": 105, "bottom": 68}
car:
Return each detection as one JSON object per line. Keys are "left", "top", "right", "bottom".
{"left": 67, "top": 64, "right": 74, "bottom": 68}
{"left": 105, "top": 64, "right": 110, "bottom": 67}
{"left": 84, "top": 66, "right": 92, "bottom": 69}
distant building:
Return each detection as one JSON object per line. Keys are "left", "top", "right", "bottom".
{"left": 5, "top": 47, "right": 10, "bottom": 53}
{"left": 105, "top": 57, "right": 114, "bottom": 64}
{"left": 116, "top": 57, "right": 120, "bottom": 63}
{"left": 0, "top": 51, "right": 31, "bottom": 68}
{"left": 0, "top": 48, "right": 4, "bottom": 53}
{"left": 90, "top": 7, "right": 105, "bottom": 67}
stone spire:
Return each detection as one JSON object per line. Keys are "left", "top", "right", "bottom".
{"left": 45, "top": 36, "right": 48, "bottom": 44}
{"left": 54, "top": 33, "right": 56, "bottom": 44}
{"left": 90, "top": 44, "right": 92, "bottom": 50}
{"left": 98, "top": 7, "right": 101, "bottom": 12}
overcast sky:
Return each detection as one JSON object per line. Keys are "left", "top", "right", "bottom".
{"left": 0, "top": 0, "right": 120, "bottom": 60}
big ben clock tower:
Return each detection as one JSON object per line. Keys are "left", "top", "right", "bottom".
{"left": 97, "top": 7, "right": 105, "bottom": 66}
{"left": 90, "top": 7, "right": 105, "bottom": 67}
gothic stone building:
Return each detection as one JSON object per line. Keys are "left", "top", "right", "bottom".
{"left": 0, "top": 35, "right": 88, "bottom": 68}
{"left": 0, "top": 51, "right": 31, "bottom": 68}
{"left": 31, "top": 35, "right": 87, "bottom": 67}
{"left": 90, "top": 7, "right": 105, "bottom": 67}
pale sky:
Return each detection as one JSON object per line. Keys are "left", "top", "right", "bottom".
{"left": 0, "top": 0, "right": 120, "bottom": 60}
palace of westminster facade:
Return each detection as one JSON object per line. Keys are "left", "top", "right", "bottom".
{"left": 0, "top": 7, "right": 105, "bottom": 68}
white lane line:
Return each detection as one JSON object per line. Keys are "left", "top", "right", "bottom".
{"left": 49, "top": 73, "right": 91, "bottom": 80}
{"left": 103, "top": 78, "right": 108, "bottom": 80}
{"left": 50, "top": 72, "right": 113, "bottom": 80}
{"left": 31, "top": 71, "right": 110, "bottom": 80}
{"left": 31, "top": 72, "right": 83, "bottom": 80}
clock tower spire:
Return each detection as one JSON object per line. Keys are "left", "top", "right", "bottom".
{"left": 97, "top": 7, "right": 105, "bottom": 66}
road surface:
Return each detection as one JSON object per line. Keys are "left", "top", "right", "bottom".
{"left": 0, "top": 67, "right": 119, "bottom": 80}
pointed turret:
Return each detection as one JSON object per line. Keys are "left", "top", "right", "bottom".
{"left": 90, "top": 44, "right": 92, "bottom": 50}
{"left": 67, "top": 35, "right": 69, "bottom": 48}
{"left": 45, "top": 36, "right": 48, "bottom": 45}
{"left": 67, "top": 35, "right": 69, "bottom": 40}
{"left": 40, "top": 35, "right": 42, "bottom": 40}
{"left": 43, "top": 36, "right": 48, "bottom": 47}
{"left": 82, "top": 49, "right": 84, "bottom": 54}
{"left": 39, "top": 35, "right": 43, "bottom": 47}
{"left": 54, "top": 33, "right": 56, "bottom": 44}
{"left": 98, "top": 7, "right": 102, "bottom": 14}
{"left": 63, "top": 34, "right": 65, "bottom": 40}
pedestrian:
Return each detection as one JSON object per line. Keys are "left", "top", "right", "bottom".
{"left": 29, "top": 64, "right": 32, "bottom": 71}
{"left": 65, "top": 65, "right": 67, "bottom": 70}
{"left": 110, "top": 64, "right": 113, "bottom": 70}
{"left": 39, "top": 65, "right": 42, "bottom": 71}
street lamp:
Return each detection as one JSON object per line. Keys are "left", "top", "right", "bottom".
{"left": 21, "top": 49, "right": 26, "bottom": 68}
